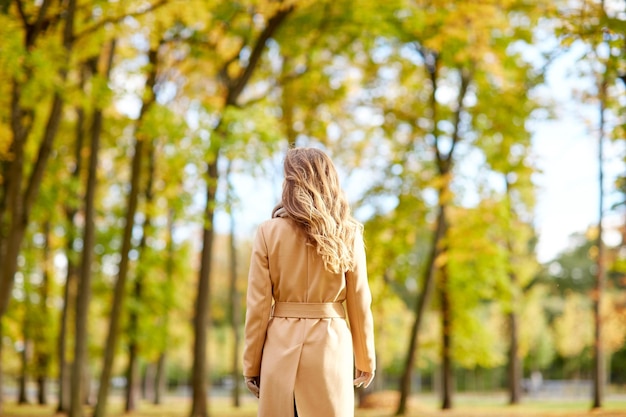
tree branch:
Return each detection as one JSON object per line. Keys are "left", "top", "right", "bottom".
{"left": 15, "top": 0, "right": 29, "bottom": 29}
{"left": 32, "top": 0, "right": 53, "bottom": 39}
{"left": 226, "top": 4, "right": 295, "bottom": 105}
{"left": 446, "top": 67, "right": 472, "bottom": 164}
{"left": 75, "top": 0, "right": 170, "bottom": 40}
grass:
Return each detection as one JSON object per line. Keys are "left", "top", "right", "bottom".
{"left": 2, "top": 392, "right": 626, "bottom": 417}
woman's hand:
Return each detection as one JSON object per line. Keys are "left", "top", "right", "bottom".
{"left": 245, "top": 376, "right": 260, "bottom": 398}
{"left": 353, "top": 369, "right": 375, "bottom": 389}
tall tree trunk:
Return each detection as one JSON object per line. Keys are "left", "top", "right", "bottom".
{"left": 154, "top": 353, "right": 167, "bottom": 405}
{"left": 395, "top": 204, "right": 446, "bottom": 416}
{"left": 435, "top": 67, "right": 469, "bottom": 411}
{"left": 592, "top": 74, "right": 607, "bottom": 411}
{"left": 0, "top": 320, "right": 4, "bottom": 412}
{"left": 507, "top": 309, "right": 521, "bottom": 403}
{"left": 226, "top": 160, "right": 241, "bottom": 407}
{"left": 0, "top": 84, "right": 32, "bottom": 320}
{"left": 440, "top": 263, "right": 453, "bottom": 409}
{"left": 57, "top": 97, "right": 86, "bottom": 413}
{"left": 155, "top": 209, "right": 175, "bottom": 406}
{"left": 395, "top": 58, "right": 469, "bottom": 415}
{"left": 142, "top": 363, "right": 155, "bottom": 400}
{"left": 93, "top": 45, "right": 158, "bottom": 417}
{"left": 190, "top": 161, "right": 218, "bottom": 417}
{"left": 69, "top": 40, "right": 115, "bottom": 417}
{"left": 0, "top": 322, "right": 3, "bottom": 410}
{"left": 125, "top": 342, "right": 140, "bottom": 411}
{"left": 505, "top": 178, "right": 522, "bottom": 405}
{"left": 125, "top": 138, "right": 156, "bottom": 412}
{"left": 189, "top": 8, "right": 293, "bottom": 417}
{"left": 395, "top": 49, "right": 442, "bottom": 416}
{"left": 19, "top": 263, "right": 34, "bottom": 405}
{"left": 18, "top": 340, "right": 29, "bottom": 404}
{"left": 36, "top": 220, "right": 52, "bottom": 405}
{"left": 57, "top": 258, "right": 76, "bottom": 411}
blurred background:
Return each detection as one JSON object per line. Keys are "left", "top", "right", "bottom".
{"left": 0, "top": 0, "right": 625, "bottom": 416}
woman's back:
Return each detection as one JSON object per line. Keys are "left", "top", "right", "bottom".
{"left": 261, "top": 215, "right": 347, "bottom": 304}
{"left": 243, "top": 147, "right": 375, "bottom": 417}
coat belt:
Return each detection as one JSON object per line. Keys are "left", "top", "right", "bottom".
{"left": 271, "top": 302, "right": 345, "bottom": 319}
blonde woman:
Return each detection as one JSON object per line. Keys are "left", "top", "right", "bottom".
{"left": 243, "top": 147, "right": 376, "bottom": 417}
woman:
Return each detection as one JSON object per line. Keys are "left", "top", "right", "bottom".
{"left": 243, "top": 147, "right": 376, "bottom": 417}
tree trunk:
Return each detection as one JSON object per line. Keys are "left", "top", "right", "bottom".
{"left": 395, "top": 57, "right": 469, "bottom": 414}
{"left": 155, "top": 209, "right": 175, "bottom": 406}
{"left": 592, "top": 74, "right": 607, "bottom": 410}
{"left": 125, "top": 249, "right": 143, "bottom": 413}
{"left": 395, "top": 204, "right": 446, "bottom": 416}
{"left": 507, "top": 310, "right": 521, "bottom": 404}
{"left": 434, "top": 67, "right": 469, "bottom": 412}
{"left": 93, "top": 45, "right": 158, "bottom": 417}
{"left": 57, "top": 260, "right": 76, "bottom": 412}
{"left": 0, "top": 320, "right": 4, "bottom": 413}
{"left": 58, "top": 68, "right": 88, "bottom": 412}
{"left": 504, "top": 178, "right": 522, "bottom": 405}
{"left": 69, "top": 40, "right": 115, "bottom": 417}
{"left": 143, "top": 363, "right": 155, "bottom": 400}
{"left": 36, "top": 220, "right": 52, "bottom": 405}
{"left": 125, "top": 136, "right": 156, "bottom": 413}
{"left": 190, "top": 161, "right": 218, "bottom": 417}
{"left": 0, "top": 322, "right": 3, "bottom": 411}
{"left": 0, "top": 84, "right": 31, "bottom": 320}
{"left": 154, "top": 353, "right": 167, "bottom": 405}
{"left": 19, "top": 263, "right": 34, "bottom": 406}
{"left": 440, "top": 264, "right": 453, "bottom": 409}
{"left": 18, "top": 340, "right": 29, "bottom": 404}
{"left": 226, "top": 161, "right": 241, "bottom": 407}
{"left": 125, "top": 344, "right": 140, "bottom": 411}
{"left": 36, "top": 376, "right": 47, "bottom": 405}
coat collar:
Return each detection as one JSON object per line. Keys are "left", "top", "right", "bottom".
{"left": 273, "top": 207, "right": 288, "bottom": 218}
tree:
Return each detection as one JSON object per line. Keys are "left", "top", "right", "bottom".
{"left": 69, "top": 39, "right": 116, "bottom": 417}
{"left": 34, "top": 220, "right": 52, "bottom": 405}
{"left": 124, "top": 138, "right": 157, "bottom": 412}
{"left": 93, "top": 40, "right": 160, "bottom": 417}
{"left": 0, "top": 0, "right": 77, "bottom": 411}
{"left": 0, "top": 0, "right": 76, "bottom": 317}
{"left": 225, "top": 160, "right": 242, "bottom": 407}
{"left": 553, "top": 0, "right": 626, "bottom": 407}
{"left": 56, "top": 68, "right": 87, "bottom": 413}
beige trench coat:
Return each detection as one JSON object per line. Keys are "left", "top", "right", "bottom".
{"left": 243, "top": 214, "right": 376, "bottom": 417}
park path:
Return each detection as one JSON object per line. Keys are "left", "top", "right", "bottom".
{"left": 356, "top": 391, "right": 626, "bottom": 417}
{"left": 356, "top": 408, "right": 626, "bottom": 417}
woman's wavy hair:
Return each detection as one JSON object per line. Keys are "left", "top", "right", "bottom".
{"left": 272, "top": 147, "right": 362, "bottom": 274}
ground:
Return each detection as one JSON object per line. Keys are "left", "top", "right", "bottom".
{"left": 2, "top": 391, "right": 626, "bottom": 417}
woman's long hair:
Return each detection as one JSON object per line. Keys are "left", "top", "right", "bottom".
{"left": 272, "top": 148, "right": 362, "bottom": 274}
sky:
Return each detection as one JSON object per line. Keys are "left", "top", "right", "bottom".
{"left": 532, "top": 117, "right": 623, "bottom": 263}
{"left": 530, "top": 44, "right": 625, "bottom": 263}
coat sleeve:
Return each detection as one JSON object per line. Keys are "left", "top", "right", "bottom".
{"left": 345, "top": 230, "right": 376, "bottom": 373}
{"left": 243, "top": 223, "right": 273, "bottom": 377}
